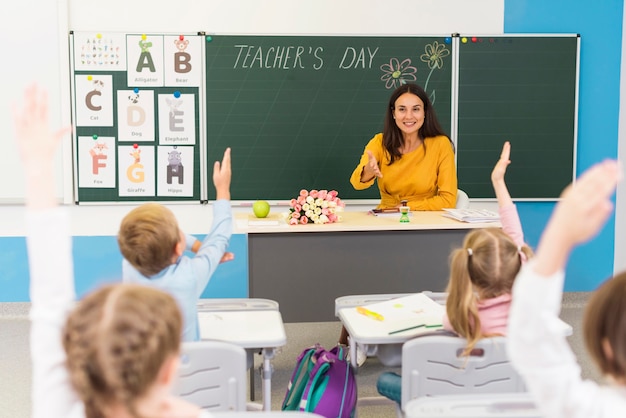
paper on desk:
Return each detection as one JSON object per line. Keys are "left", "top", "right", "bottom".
{"left": 357, "top": 293, "right": 444, "bottom": 329}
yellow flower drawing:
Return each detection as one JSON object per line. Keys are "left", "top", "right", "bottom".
{"left": 420, "top": 41, "right": 450, "bottom": 70}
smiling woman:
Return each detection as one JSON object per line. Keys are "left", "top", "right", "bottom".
{"left": 349, "top": 83, "right": 457, "bottom": 211}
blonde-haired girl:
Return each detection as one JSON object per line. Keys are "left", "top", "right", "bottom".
{"left": 443, "top": 141, "right": 532, "bottom": 355}
{"left": 377, "top": 141, "right": 529, "bottom": 403}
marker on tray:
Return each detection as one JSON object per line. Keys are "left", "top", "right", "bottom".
{"left": 356, "top": 306, "right": 384, "bottom": 321}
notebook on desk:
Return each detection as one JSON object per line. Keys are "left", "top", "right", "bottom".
{"left": 356, "top": 293, "right": 445, "bottom": 335}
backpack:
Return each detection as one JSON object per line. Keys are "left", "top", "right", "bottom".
{"left": 281, "top": 344, "right": 357, "bottom": 418}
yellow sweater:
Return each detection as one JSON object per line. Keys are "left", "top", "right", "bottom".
{"left": 350, "top": 133, "right": 457, "bottom": 210}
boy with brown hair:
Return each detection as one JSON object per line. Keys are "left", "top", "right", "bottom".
{"left": 118, "top": 148, "right": 232, "bottom": 342}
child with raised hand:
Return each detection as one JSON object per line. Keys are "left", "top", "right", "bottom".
{"left": 118, "top": 147, "right": 232, "bottom": 342}
{"left": 508, "top": 160, "right": 625, "bottom": 418}
{"left": 443, "top": 140, "right": 532, "bottom": 355}
{"left": 16, "top": 85, "right": 211, "bottom": 418}
{"left": 377, "top": 141, "right": 532, "bottom": 403}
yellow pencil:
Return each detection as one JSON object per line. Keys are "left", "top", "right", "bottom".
{"left": 356, "top": 306, "right": 384, "bottom": 321}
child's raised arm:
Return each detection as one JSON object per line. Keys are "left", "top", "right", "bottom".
{"left": 534, "top": 160, "right": 621, "bottom": 276}
{"left": 213, "top": 147, "right": 231, "bottom": 201}
{"left": 491, "top": 141, "right": 513, "bottom": 208}
{"left": 13, "top": 84, "right": 70, "bottom": 209}
{"left": 508, "top": 159, "right": 622, "bottom": 418}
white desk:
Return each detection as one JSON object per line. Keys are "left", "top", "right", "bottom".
{"left": 336, "top": 292, "right": 446, "bottom": 369}
{"left": 405, "top": 393, "right": 541, "bottom": 418}
{"left": 197, "top": 298, "right": 287, "bottom": 411}
{"left": 336, "top": 292, "right": 573, "bottom": 369}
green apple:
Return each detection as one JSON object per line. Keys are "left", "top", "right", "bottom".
{"left": 252, "top": 200, "right": 270, "bottom": 218}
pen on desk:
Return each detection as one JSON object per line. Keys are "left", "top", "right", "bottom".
{"left": 356, "top": 306, "right": 384, "bottom": 321}
{"left": 388, "top": 323, "right": 442, "bottom": 335}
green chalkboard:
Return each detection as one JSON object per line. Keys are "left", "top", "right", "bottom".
{"left": 205, "top": 35, "right": 453, "bottom": 201}
{"left": 457, "top": 35, "right": 579, "bottom": 199}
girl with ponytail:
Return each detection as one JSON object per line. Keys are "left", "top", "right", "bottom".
{"left": 377, "top": 141, "right": 530, "bottom": 403}
{"left": 444, "top": 141, "right": 532, "bottom": 355}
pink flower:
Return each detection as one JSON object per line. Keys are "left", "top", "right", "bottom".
{"left": 294, "top": 204, "right": 302, "bottom": 212}
{"left": 321, "top": 208, "right": 330, "bottom": 216}
{"left": 328, "top": 213, "right": 337, "bottom": 223}
{"left": 290, "top": 198, "right": 297, "bottom": 207}
{"left": 328, "top": 190, "right": 338, "bottom": 199}
{"left": 289, "top": 218, "right": 299, "bottom": 225}
{"left": 291, "top": 211, "right": 301, "bottom": 219}
{"left": 310, "top": 189, "right": 319, "bottom": 198}
{"left": 297, "top": 196, "right": 306, "bottom": 205}
{"left": 299, "top": 189, "right": 308, "bottom": 197}
{"left": 300, "top": 216, "right": 309, "bottom": 224}
{"left": 318, "top": 190, "right": 328, "bottom": 199}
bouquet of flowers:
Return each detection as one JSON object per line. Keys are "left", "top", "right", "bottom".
{"left": 287, "top": 189, "right": 344, "bottom": 225}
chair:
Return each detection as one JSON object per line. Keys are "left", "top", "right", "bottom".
{"left": 175, "top": 340, "right": 247, "bottom": 411}
{"left": 404, "top": 393, "right": 540, "bottom": 418}
{"left": 399, "top": 334, "right": 526, "bottom": 415}
{"left": 455, "top": 189, "right": 470, "bottom": 209}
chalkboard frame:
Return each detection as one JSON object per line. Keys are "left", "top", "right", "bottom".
{"left": 455, "top": 33, "right": 580, "bottom": 200}
{"left": 204, "top": 33, "right": 456, "bottom": 203}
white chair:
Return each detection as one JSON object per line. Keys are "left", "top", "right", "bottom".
{"left": 455, "top": 189, "right": 470, "bottom": 209}
{"left": 399, "top": 334, "right": 526, "bottom": 415}
{"left": 405, "top": 392, "right": 540, "bottom": 418}
{"left": 175, "top": 340, "right": 247, "bottom": 411}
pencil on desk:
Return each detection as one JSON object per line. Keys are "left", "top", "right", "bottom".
{"left": 388, "top": 323, "right": 442, "bottom": 335}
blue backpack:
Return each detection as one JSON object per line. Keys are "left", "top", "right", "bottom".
{"left": 281, "top": 344, "right": 357, "bottom": 418}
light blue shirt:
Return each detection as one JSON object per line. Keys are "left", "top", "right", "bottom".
{"left": 122, "top": 200, "right": 233, "bottom": 341}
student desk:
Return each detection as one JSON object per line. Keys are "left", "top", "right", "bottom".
{"left": 336, "top": 292, "right": 574, "bottom": 369}
{"left": 197, "top": 298, "right": 287, "bottom": 411}
{"left": 236, "top": 211, "right": 500, "bottom": 323}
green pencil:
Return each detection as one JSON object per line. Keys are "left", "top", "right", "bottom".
{"left": 388, "top": 323, "right": 443, "bottom": 335}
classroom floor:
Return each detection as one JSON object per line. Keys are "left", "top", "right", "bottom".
{"left": 0, "top": 293, "right": 604, "bottom": 418}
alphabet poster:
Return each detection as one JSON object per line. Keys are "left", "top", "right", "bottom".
{"left": 70, "top": 32, "right": 202, "bottom": 203}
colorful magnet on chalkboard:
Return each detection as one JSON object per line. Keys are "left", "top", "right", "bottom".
{"left": 179, "top": 35, "right": 184, "bottom": 41}
{"left": 461, "top": 37, "right": 468, "bottom": 43}
{"left": 96, "top": 33, "right": 102, "bottom": 39}
{"left": 173, "top": 91, "right": 181, "bottom": 98}
{"left": 444, "top": 37, "right": 451, "bottom": 44}
{"left": 206, "top": 35, "right": 213, "bottom": 42}
{"left": 134, "top": 87, "right": 139, "bottom": 94}
{"left": 92, "top": 134, "right": 98, "bottom": 140}
{"left": 133, "top": 143, "right": 138, "bottom": 149}
{"left": 87, "top": 75, "right": 93, "bottom": 81}
{"left": 471, "top": 37, "right": 477, "bottom": 43}
{"left": 141, "top": 34, "right": 147, "bottom": 41}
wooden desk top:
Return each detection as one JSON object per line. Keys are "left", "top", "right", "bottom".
{"left": 235, "top": 210, "right": 502, "bottom": 234}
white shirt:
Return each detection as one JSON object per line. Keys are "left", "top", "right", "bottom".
{"left": 508, "top": 261, "right": 626, "bottom": 418}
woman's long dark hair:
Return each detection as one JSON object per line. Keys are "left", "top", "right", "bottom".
{"left": 382, "top": 83, "right": 449, "bottom": 164}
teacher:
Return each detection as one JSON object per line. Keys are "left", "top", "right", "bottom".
{"left": 350, "top": 83, "right": 457, "bottom": 210}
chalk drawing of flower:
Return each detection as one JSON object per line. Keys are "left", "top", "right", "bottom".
{"left": 380, "top": 58, "right": 417, "bottom": 89}
{"left": 420, "top": 41, "right": 450, "bottom": 70}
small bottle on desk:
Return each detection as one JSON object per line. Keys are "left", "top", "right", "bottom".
{"left": 399, "top": 199, "right": 410, "bottom": 223}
